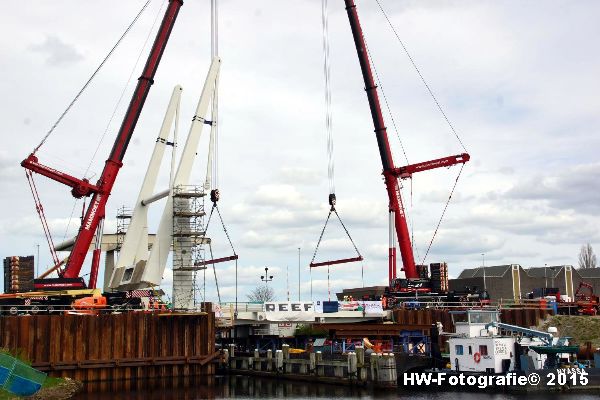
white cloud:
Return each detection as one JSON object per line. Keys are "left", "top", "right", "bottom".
{"left": 29, "top": 35, "right": 83, "bottom": 66}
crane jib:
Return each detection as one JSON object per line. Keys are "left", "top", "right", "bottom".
{"left": 344, "top": 0, "right": 417, "bottom": 280}
{"left": 41, "top": 0, "right": 185, "bottom": 286}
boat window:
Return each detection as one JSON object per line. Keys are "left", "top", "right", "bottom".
{"left": 479, "top": 345, "right": 488, "bottom": 356}
{"left": 452, "top": 313, "right": 468, "bottom": 323}
{"left": 468, "top": 346, "right": 472, "bottom": 355}
{"left": 455, "top": 345, "right": 464, "bottom": 355}
{"left": 468, "top": 312, "right": 493, "bottom": 324}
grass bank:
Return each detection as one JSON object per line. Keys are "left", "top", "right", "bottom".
{"left": 540, "top": 315, "right": 600, "bottom": 348}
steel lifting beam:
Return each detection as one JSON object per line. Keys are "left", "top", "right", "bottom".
{"left": 195, "top": 255, "right": 238, "bottom": 267}
{"left": 310, "top": 256, "right": 363, "bottom": 268}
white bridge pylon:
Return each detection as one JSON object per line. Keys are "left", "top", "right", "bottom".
{"left": 109, "top": 58, "right": 221, "bottom": 299}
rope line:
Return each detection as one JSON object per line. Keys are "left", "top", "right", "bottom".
{"left": 310, "top": 208, "right": 362, "bottom": 264}
{"left": 420, "top": 163, "right": 465, "bottom": 265}
{"left": 32, "top": 0, "right": 151, "bottom": 154}
{"left": 374, "top": 0, "right": 468, "bottom": 153}
{"left": 364, "top": 41, "right": 409, "bottom": 165}
{"left": 332, "top": 209, "right": 362, "bottom": 258}
{"left": 322, "top": 0, "right": 335, "bottom": 194}
{"left": 310, "top": 210, "right": 333, "bottom": 265}
{"left": 209, "top": 242, "right": 221, "bottom": 303}
{"left": 215, "top": 205, "right": 237, "bottom": 255}
{"left": 83, "top": 0, "right": 166, "bottom": 179}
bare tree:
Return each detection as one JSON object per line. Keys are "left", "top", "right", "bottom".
{"left": 247, "top": 284, "right": 275, "bottom": 302}
{"left": 578, "top": 243, "right": 597, "bottom": 269}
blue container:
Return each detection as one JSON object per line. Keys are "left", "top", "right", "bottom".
{"left": 323, "top": 301, "right": 339, "bottom": 313}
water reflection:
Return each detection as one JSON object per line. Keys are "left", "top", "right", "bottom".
{"left": 74, "top": 375, "right": 597, "bottom": 400}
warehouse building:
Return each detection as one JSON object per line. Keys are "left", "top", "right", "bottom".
{"left": 449, "top": 264, "right": 600, "bottom": 301}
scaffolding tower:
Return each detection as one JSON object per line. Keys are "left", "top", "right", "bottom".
{"left": 172, "top": 185, "right": 209, "bottom": 310}
{"left": 115, "top": 206, "right": 132, "bottom": 252}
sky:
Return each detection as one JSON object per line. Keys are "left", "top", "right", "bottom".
{"left": 1, "top": 0, "right": 599, "bottom": 304}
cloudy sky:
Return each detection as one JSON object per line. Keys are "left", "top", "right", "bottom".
{"left": 1, "top": 0, "right": 599, "bottom": 304}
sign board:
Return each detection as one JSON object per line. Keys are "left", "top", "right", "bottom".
{"left": 212, "top": 303, "right": 223, "bottom": 318}
{"left": 313, "top": 300, "right": 384, "bottom": 316}
{"left": 263, "top": 302, "right": 315, "bottom": 322}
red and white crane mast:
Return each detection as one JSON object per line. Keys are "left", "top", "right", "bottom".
{"left": 343, "top": 0, "right": 469, "bottom": 282}
{"left": 21, "top": 0, "right": 185, "bottom": 290}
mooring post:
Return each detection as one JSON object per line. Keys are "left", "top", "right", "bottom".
{"left": 229, "top": 344, "right": 235, "bottom": 358}
{"left": 355, "top": 345, "right": 365, "bottom": 367}
{"left": 389, "top": 353, "right": 397, "bottom": 382}
{"left": 316, "top": 351, "right": 324, "bottom": 376}
{"left": 370, "top": 353, "right": 379, "bottom": 382}
{"left": 377, "top": 353, "right": 396, "bottom": 386}
{"left": 276, "top": 350, "right": 284, "bottom": 373}
{"left": 309, "top": 352, "right": 316, "bottom": 375}
{"left": 267, "top": 349, "right": 273, "bottom": 371}
{"left": 282, "top": 344, "right": 290, "bottom": 359}
{"left": 348, "top": 351, "right": 357, "bottom": 380}
{"left": 223, "top": 348, "right": 230, "bottom": 368}
{"left": 282, "top": 344, "right": 292, "bottom": 373}
{"left": 299, "top": 359, "right": 307, "bottom": 375}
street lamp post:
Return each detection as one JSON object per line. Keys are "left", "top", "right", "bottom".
{"left": 261, "top": 267, "right": 273, "bottom": 286}
{"left": 482, "top": 253, "right": 487, "bottom": 291}
{"left": 298, "top": 247, "right": 301, "bottom": 301}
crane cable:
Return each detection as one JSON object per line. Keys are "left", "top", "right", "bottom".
{"left": 374, "top": 0, "right": 469, "bottom": 154}
{"left": 310, "top": 0, "right": 364, "bottom": 298}
{"left": 62, "top": 0, "right": 165, "bottom": 243}
{"left": 31, "top": 0, "right": 152, "bottom": 154}
{"left": 206, "top": 0, "right": 220, "bottom": 192}
{"left": 369, "top": 0, "right": 470, "bottom": 262}
{"left": 421, "top": 163, "right": 465, "bottom": 265}
{"left": 202, "top": 201, "right": 238, "bottom": 305}
{"left": 322, "top": 0, "right": 335, "bottom": 195}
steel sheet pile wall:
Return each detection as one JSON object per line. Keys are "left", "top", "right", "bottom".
{"left": 392, "top": 309, "right": 453, "bottom": 332}
{"left": 393, "top": 308, "right": 553, "bottom": 333}
{"left": 500, "top": 308, "right": 553, "bottom": 328}
{"left": 0, "top": 312, "right": 216, "bottom": 382}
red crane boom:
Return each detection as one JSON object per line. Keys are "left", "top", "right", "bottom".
{"left": 22, "top": 0, "right": 184, "bottom": 290}
{"left": 344, "top": 0, "right": 469, "bottom": 282}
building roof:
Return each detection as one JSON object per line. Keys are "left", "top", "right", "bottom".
{"left": 577, "top": 268, "right": 600, "bottom": 278}
{"left": 525, "top": 266, "right": 566, "bottom": 278}
{"left": 456, "top": 265, "right": 513, "bottom": 279}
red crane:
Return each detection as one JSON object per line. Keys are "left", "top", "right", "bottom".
{"left": 343, "top": 0, "right": 469, "bottom": 282}
{"left": 21, "top": 0, "right": 184, "bottom": 290}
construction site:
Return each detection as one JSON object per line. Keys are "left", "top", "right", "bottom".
{"left": 1, "top": 0, "right": 599, "bottom": 398}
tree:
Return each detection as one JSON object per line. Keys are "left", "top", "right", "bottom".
{"left": 247, "top": 284, "right": 275, "bottom": 302}
{"left": 578, "top": 243, "right": 597, "bottom": 269}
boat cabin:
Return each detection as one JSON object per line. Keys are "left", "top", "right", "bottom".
{"left": 447, "top": 310, "right": 574, "bottom": 373}
{"left": 449, "top": 310, "right": 515, "bottom": 373}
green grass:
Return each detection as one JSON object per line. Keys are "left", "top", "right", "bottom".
{"left": 540, "top": 315, "right": 600, "bottom": 348}
{"left": 0, "top": 348, "right": 66, "bottom": 399}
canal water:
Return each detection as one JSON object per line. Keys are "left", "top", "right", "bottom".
{"left": 74, "top": 375, "right": 598, "bottom": 400}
